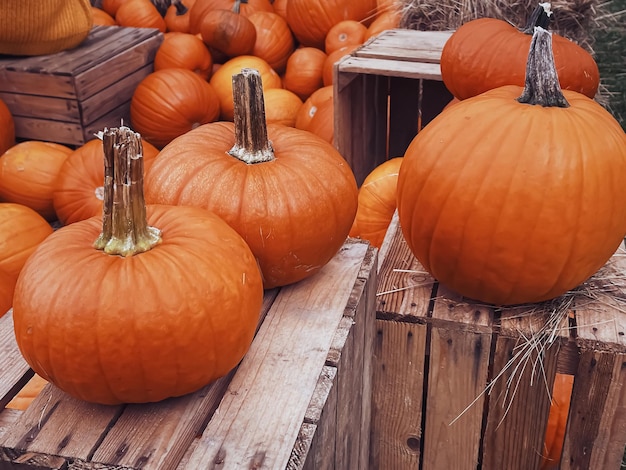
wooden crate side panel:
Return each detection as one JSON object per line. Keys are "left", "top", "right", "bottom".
{"left": 0, "top": 92, "right": 80, "bottom": 122}
{"left": 79, "top": 63, "right": 153, "bottom": 125}
{"left": 561, "top": 350, "right": 626, "bottom": 470}
{"left": 182, "top": 242, "right": 370, "bottom": 469}
{"left": 13, "top": 116, "right": 85, "bottom": 146}
{"left": 356, "top": 30, "right": 453, "bottom": 63}
{"left": 481, "top": 335, "right": 558, "bottom": 470}
{"left": 370, "top": 319, "right": 427, "bottom": 469}
{"left": 387, "top": 76, "right": 420, "bottom": 159}
{"left": 82, "top": 102, "right": 133, "bottom": 144}
{"left": 334, "top": 67, "right": 389, "bottom": 186}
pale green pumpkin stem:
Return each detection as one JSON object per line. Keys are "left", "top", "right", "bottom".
{"left": 228, "top": 68, "right": 275, "bottom": 164}
{"left": 517, "top": 26, "right": 570, "bottom": 108}
{"left": 94, "top": 126, "right": 162, "bottom": 256}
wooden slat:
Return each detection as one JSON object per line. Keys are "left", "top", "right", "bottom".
{"left": 13, "top": 116, "right": 84, "bottom": 146}
{"left": 0, "top": 311, "right": 33, "bottom": 409}
{"left": 356, "top": 30, "right": 453, "bottom": 59}
{"left": 0, "top": 92, "right": 80, "bottom": 122}
{"left": 337, "top": 57, "right": 443, "bottom": 81}
{"left": 182, "top": 242, "right": 370, "bottom": 469}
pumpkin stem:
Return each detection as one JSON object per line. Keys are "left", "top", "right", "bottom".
{"left": 522, "top": 3, "right": 552, "bottom": 34}
{"left": 173, "top": 0, "right": 188, "bottom": 16}
{"left": 517, "top": 27, "right": 570, "bottom": 108}
{"left": 94, "top": 126, "right": 162, "bottom": 256}
{"left": 229, "top": 68, "right": 275, "bottom": 164}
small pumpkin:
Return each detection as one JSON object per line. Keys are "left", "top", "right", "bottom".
{"left": 188, "top": 0, "right": 274, "bottom": 34}
{"left": 350, "top": 157, "right": 403, "bottom": 248}
{"left": 365, "top": 8, "right": 401, "bottom": 40}
{"left": 322, "top": 44, "right": 359, "bottom": 86}
{"left": 209, "top": 55, "right": 281, "bottom": 120}
{"left": 282, "top": 47, "right": 327, "bottom": 101}
{"left": 325, "top": 19, "right": 367, "bottom": 54}
{"left": 13, "top": 127, "right": 264, "bottom": 405}
{"left": 145, "top": 69, "right": 358, "bottom": 288}
{"left": 100, "top": 0, "right": 124, "bottom": 17}
{"left": 295, "top": 85, "right": 334, "bottom": 131}
{"left": 0, "top": 141, "right": 72, "bottom": 221}
{"left": 164, "top": 0, "right": 197, "bottom": 33}
{"left": 248, "top": 11, "right": 295, "bottom": 74}
{"left": 91, "top": 7, "right": 117, "bottom": 26}
{"left": 200, "top": 4, "right": 257, "bottom": 58}
{"left": 0, "top": 203, "right": 53, "bottom": 285}
{"left": 115, "top": 0, "right": 167, "bottom": 32}
{"left": 263, "top": 88, "right": 303, "bottom": 127}
{"left": 130, "top": 68, "right": 221, "bottom": 148}
{"left": 397, "top": 27, "right": 626, "bottom": 305}
{"left": 305, "top": 97, "right": 334, "bottom": 144}
{"left": 0, "top": 98, "right": 15, "bottom": 156}
{"left": 53, "top": 138, "right": 160, "bottom": 226}
{"left": 440, "top": 4, "right": 600, "bottom": 100}
{"left": 154, "top": 32, "right": 213, "bottom": 80}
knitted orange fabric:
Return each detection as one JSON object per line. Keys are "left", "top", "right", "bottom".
{"left": 0, "top": 0, "right": 93, "bottom": 56}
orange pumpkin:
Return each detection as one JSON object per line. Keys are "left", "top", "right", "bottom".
{"left": 295, "top": 85, "right": 333, "bottom": 131}
{"left": 282, "top": 47, "right": 327, "bottom": 101}
{"left": 154, "top": 32, "right": 213, "bottom": 80}
{"left": 115, "top": 0, "right": 167, "bottom": 32}
{"left": 325, "top": 20, "right": 367, "bottom": 54}
{"left": 263, "top": 88, "right": 303, "bottom": 127}
{"left": 305, "top": 97, "right": 334, "bottom": 144}
{"left": 364, "top": 7, "right": 401, "bottom": 40}
{"left": 209, "top": 55, "right": 281, "bottom": 120}
{"left": 91, "top": 7, "right": 117, "bottom": 26}
{"left": 131, "top": 68, "right": 221, "bottom": 148}
{"left": 0, "top": 98, "right": 15, "bottom": 156}
{"left": 349, "top": 157, "right": 403, "bottom": 248}
{"left": 5, "top": 374, "right": 49, "bottom": 410}
{"left": 0, "top": 203, "right": 53, "bottom": 285}
{"left": 53, "top": 138, "right": 160, "bottom": 226}
{"left": 145, "top": 70, "right": 357, "bottom": 289}
{"left": 101, "top": 0, "right": 125, "bottom": 17}
{"left": 541, "top": 373, "right": 574, "bottom": 469}
{"left": 273, "top": 0, "right": 288, "bottom": 19}
{"left": 13, "top": 126, "right": 264, "bottom": 405}
{"left": 286, "top": 0, "right": 377, "bottom": 48}
{"left": 188, "top": 0, "right": 274, "bottom": 34}
{"left": 322, "top": 44, "right": 359, "bottom": 86}
{"left": 200, "top": 6, "right": 257, "bottom": 58}
{"left": 0, "top": 268, "right": 15, "bottom": 317}
{"left": 0, "top": 141, "right": 72, "bottom": 221}
{"left": 248, "top": 11, "right": 295, "bottom": 74}
{"left": 164, "top": 0, "right": 197, "bottom": 33}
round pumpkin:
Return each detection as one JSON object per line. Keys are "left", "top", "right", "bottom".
{"left": 322, "top": 44, "right": 359, "bottom": 86}
{"left": 397, "top": 27, "right": 626, "bottom": 306}
{"left": 263, "top": 88, "right": 303, "bottom": 127}
{"left": 115, "top": 0, "right": 167, "bottom": 32}
{"left": 248, "top": 11, "right": 295, "bottom": 74}
{"left": 286, "top": 0, "right": 377, "bottom": 49}
{"left": 0, "top": 141, "right": 72, "bottom": 221}
{"left": 365, "top": 8, "right": 401, "bottom": 40}
{"left": 13, "top": 127, "right": 264, "bottom": 405}
{"left": 295, "top": 85, "right": 333, "bottom": 131}
{"left": 145, "top": 70, "right": 357, "bottom": 288}
{"left": 131, "top": 68, "right": 221, "bottom": 148}
{"left": 100, "top": 0, "right": 125, "bottom": 17}
{"left": 53, "top": 138, "right": 160, "bottom": 226}
{"left": 282, "top": 47, "right": 327, "bottom": 101}
{"left": 164, "top": 0, "right": 197, "bottom": 33}
{"left": 0, "top": 267, "right": 16, "bottom": 317}
{"left": 188, "top": 0, "right": 274, "bottom": 34}
{"left": 325, "top": 19, "right": 367, "bottom": 54}
{"left": 0, "top": 98, "right": 15, "bottom": 157}
{"left": 91, "top": 7, "right": 117, "bottom": 26}
{"left": 440, "top": 5, "right": 600, "bottom": 100}
{"left": 306, "top": 97, "right": 334, "bottom": 144}
{"left": 154, "top": 32, "right": 213, "bottom": 80}
{"left": 350, "top": 157, "right": 403, "bottom": 248}
{"left": 209, "top": 55, "right": 281, "bottom": 120}
{"left": 0, "top": 203, "right": 53, "bottom": 285}
{"left": 199, "top": 7, "right": 257, "bottom": 58}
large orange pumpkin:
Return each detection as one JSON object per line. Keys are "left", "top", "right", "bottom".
{"left": 13, "top": 127, "right": 264, "bottom": 405}
{"left": 154, "top": 32, "right": 213, "bottom": 80}
{"left": 286, "top": 0, "right": 377, "bottom": 49}
{"left": 145, "top": 69, "right": 357, "bottom": 288}
{"left": 440, "top": 5, "right": 600, "bottom": 100}
{"left": 199, "top": 6, "right": 257, "bottom": 58}
{"left": 397, "top": 27, "right": 626, "bottom": 306}
{"left": 350, "top": 157, "right": 403, "bottom": 248}
{"left": 0, "top": 268, "right": 15, "bottom": 317}
{"left": 130, "top": 68, "right": 221, "bottom": 148}
{"left": 0, "top": 98, "right": 15, "bottom": 156}
{"left": 0, "top": 141, "right": 72, "bottom": 221}
{"left": 0, "top": 203, "right": 53, "bottom": 285}
{"left": 53, "top": 138, "right": 160, "bottom": 226}
{"left": 209, "top": 55, "right": 281, "bottom": 121}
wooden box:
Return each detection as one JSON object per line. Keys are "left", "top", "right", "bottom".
{"left": 334, "top": 29, "right": 454, "bottom": 186}
{"left": 372, "top": 214, "right": 626, "bottom": 470}
{"left": 0, "top": 26, "right": 162, "bottom": 147}
{"left": 0, "top": 239, "right": 377, "bottom": 470}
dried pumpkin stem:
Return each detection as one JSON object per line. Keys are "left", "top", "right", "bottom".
{"left": 94, "top": 126, "right": 162, "bottom": 256}
{"left": 229, "top": 68, "right": 275, "bottom": 164}
{"left": 173, "top": 0, "right": 188, "bottom": 16}
{"left": 517, "top": 27, "right": 570, "bottom": 108}
{"left": 522, "top": 2, "right": 552, "bottom": 34}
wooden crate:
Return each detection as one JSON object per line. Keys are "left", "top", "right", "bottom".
{"left": 0, "top": 26, "right": 162, "bottom": 147}
{"left": 0, "top": 239, "right": 377, "bottom": 470}
{"left": 372, "top": 214, "right": 626, "bottom": 470}
{"left": 334, "top": 29, "right": 454, "bottom": 186}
